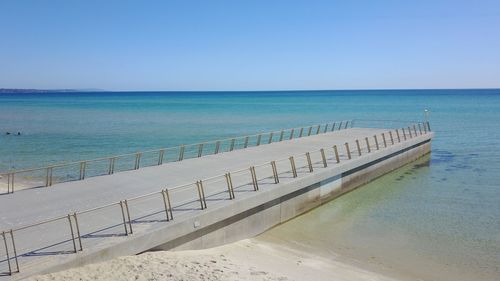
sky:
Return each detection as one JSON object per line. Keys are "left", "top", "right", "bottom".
{"left": 0, "top": 0, "right": 499, "bottom": 91}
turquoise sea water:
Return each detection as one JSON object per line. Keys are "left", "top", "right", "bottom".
{"left": 1, "top": 90, "right": 499, "bottom": 280}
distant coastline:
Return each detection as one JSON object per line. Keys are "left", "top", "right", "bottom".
{"left": 0, "top": 88, "right": 103, "bottom": 93}
{"left": 1, "top": 88, "right": 499, "bottom": 94}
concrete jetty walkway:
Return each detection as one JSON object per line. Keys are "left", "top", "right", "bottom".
{"left": 0, "top": 126, "right": 433, "bottom": 280}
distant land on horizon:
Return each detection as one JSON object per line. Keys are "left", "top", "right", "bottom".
{"left": 1, "top": 88, "right": 499, "bottom": 94}
{"left": 0, "top": 88, "right": 104, "bottom": 93}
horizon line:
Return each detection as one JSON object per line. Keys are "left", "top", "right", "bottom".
{"left": 1, "top": 87, "right": 500, "bottom": 93}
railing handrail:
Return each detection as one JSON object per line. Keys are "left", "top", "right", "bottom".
{"left": 351, "top": 118, "right": 422, "bottom": 123}
{"left": 5, "top": 142, "right": 326, "bottom": 233}
{"left": 0, "top": 119, "right": 353, "bottom": 176}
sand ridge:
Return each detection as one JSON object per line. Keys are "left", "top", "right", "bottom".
{"left": 27, "top": 239, "right": 397, "bottom": 281}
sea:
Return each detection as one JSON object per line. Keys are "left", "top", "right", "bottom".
{"left": 0, "top": 89, "right": 499, "bottom": 280}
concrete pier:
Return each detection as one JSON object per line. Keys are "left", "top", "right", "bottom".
{"left": 0, "top": 125, "right": 433, "bottom": 280}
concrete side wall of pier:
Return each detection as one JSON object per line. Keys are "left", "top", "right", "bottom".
{"left": 155, "top": 138, "right": 431, "bottom": 251}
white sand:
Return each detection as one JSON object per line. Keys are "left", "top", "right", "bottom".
{"left": 28, "top": 239, "right": 397, "bottom": 281}
{"left": 0, "top": 180, "right": 32, "bottom": 193}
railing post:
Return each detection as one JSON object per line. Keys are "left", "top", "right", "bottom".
{"left": 72, "top": 213, "right": 83, "bottom": 251}
{"left": 418, "top": 123, "right": 423, "bottom": 135}
{"left": 331, "top": 122, "right": 336, "bottom": 132}
{"left": 225, "top": 173, "right": 235, "bottom": 199}
{"left": 299, "top": 127, "right": 304, "bottom": 137}
{"left": 124, "top": 200, "right": 133, "bottom": 234}
{"left": 271, "top": 161, "right": 280, "bottom": 183}
{"left": 316, "top": 125, "right": 321, "bottom": 134}
{"left": 382, "top": 133, "right": 387, "bottom": 148}
{"left": 45, "top": 168, "right": 49, "bottom": 187}
{"left": 215, "top": 141, "right": 221, "bottom": 154}
{"left": 413, "top": 124, "right": 418, "bottom": 136}
{"left": 178, "top": 145, "right": 185, "bottom": 161}
{"left": 256, "top": 134, "right": 262, "bottom": 146}
{"left": 230, "top": 139, "right": 235, "bottom": 151}
{"left": 356, "top": 139, "right": 362, "bottom": 156}
{"left": 118, "top": 200, "right": 133, "bottom": 235}
{"left": 320, "top": 148, "right": 327, "bottom": 167}
{"left": 108, "top": 157, "right": 115, "bottom": 175}
{"left": 135, "top": 153, "right": 141, "bottom": 170}
{"left": 374, "top": 135, "right": 379, "bottom": 150}
{"left": 307, "top": 126, "right": 312, "bottom": 136}
{"left": 111, "top": 157, "right": 116, "bottom": 174}
{"left": 79, "top": 161, "right": 86, "bottom": 180}
{"left": 9, "top": 230, "right": 19, "bottom": 273}
{"left": 408, "top": 126, "right": 413, "bottom": 138}
{"left": 333, "top": 145, "right": 340, "bottom": 163}
{"left": 244, "top": 136, "right": 249, "bottom": 148}
{"left": 290, "top": 128, "right": 294, "bottom": 140}
{"left": 45, "top": 166, "right": 53, "bottom": 187}
{"left": 49, "top": 167, "right": 53, "bottom": 186}
{"left": 365, "top": 137, "right": 371, "bottom": 153}
{"left": 344, "top": 120, "right": 349, "bottom": 129}
{"left": 279, "top": 130, "right": 284, "bottom": 141}
{"left": 2, "top": 231, "right": 12, "bottom": 275}
{"left": 389, "top": 131, "right": 394, "bottom": 145}
{"left": 7, "top": 173, "right": 14, "bottom": 194}
{"left": 324, "top": 124, "right": 329, "bottom": 133}
{"left": 196, "top": 180, "right": 207, "bottom": 209}
{"left": 289, "top": 156, "right": 298, "bottom": 178}
{"left": 161, "top": 189, "right": 173, "bottom": 221}
{"left": 198, "top": 143, "right": 204, "bottom": 157}
{"left": 339, "top": 121, "right": 343, "bottom": 130}
{"left": 345, "top": 143, "right": 352, "bottom": 159}
{"left": 306, "top": 152, "right": 313, "bottom": 172}
{"left": 67, "top": 214, "right": 78, "bottom": 253}
{"left": 402, "top": 128, "right": 407, "bottom": 141}
{"left": 119, "top": 201, "right": 129, "bottom": 235}
{"left": 268, "top": 132, "right": 274, "bottom": 144}
{"left": 396, "top": 129, "right": 401, "bottom": 142}
{"left": 158, "top": 149, "right": 165, "bottom": 165}
{"left": 426, "top": 121, "right": 431, "bottom": 132}
{"left": 250, "top": 166, "right": 259, "bottom": 191}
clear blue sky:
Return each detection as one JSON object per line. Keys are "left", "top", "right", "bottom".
{"left": 1, "top": 0, "right": 499, "bottom": 91}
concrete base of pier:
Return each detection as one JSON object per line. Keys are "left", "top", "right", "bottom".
{"left": 160, "top": 137, "right": 431, "bottom": 252}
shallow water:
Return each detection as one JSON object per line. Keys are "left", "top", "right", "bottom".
{"left": 1, "top": 89, "right": 499, "bottom": 280}
{"left": 258, "top": 155, "right": 499, "bottom": 281}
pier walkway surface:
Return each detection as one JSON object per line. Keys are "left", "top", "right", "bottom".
{"left": 0, "top": 124, "right": 433, "bottom": 280}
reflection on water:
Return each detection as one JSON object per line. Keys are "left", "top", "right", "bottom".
{"left": 396, "top": 158, "right": 430, "bottom": 182}
{"left": 431, "top": 149, "right": 455, "bottom": 164}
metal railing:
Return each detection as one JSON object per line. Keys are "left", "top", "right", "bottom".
{"left": 0, "top": 121, "right": 431, "bottom": 276}
{"left": 350, "top": 119, "right": 429, "bottom": 130}
{"left": 0, "top": 119, "right": 354, "bottom": 194}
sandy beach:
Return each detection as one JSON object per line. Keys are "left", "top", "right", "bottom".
{"left": 27, "top": 238, "right": 397, "bottom": 281}
{"left": 0, "top": 177, "right": 36, "bottom": 194}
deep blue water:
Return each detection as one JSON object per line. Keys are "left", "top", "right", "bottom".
{"left": 1, "top": 89, "right": 499, "bottom": 280}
